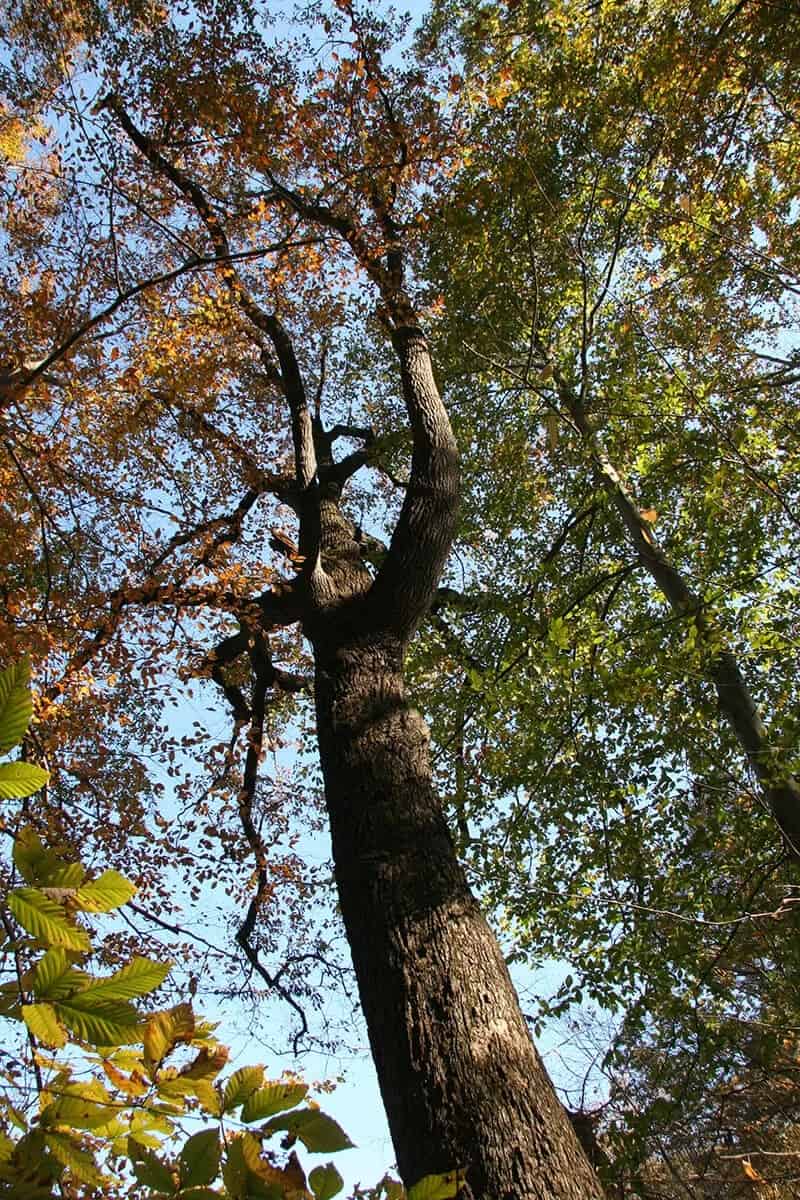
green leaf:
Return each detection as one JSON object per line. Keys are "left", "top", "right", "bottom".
{"left": 129, "top": 1137, "right": 178, "bottom": 1194}
{"left": 73, "top": 869, "right": 136, "bottom": 912}
{"left": 179, "top": 1128, "right": 221, "bottom": 1189}
{"left": 31, "top": 947, "right": 88, "bottom": 1000}
{"left": 8, "top": 888, "right": 89, "bottom": 951}
{"left": 547, "top": 616, "right": 570, "bottom": 650}
{"left": 75, "top": 957, "right": 171, "bottom": 1004}
{"left": 221, "top": 1137, "right": 249, "bottom": 1199}
{"left": 191, "top": 1079, "right": 223, "bottom": 1116}
{"left": 261, "top": 1108, "right": 354, "bottom": 1154}
{"left": 22, "top": 1002, "right": 67, "bottom": 1048}
{"left": 44, "top": 1090, "right": 120, "bottom": 1133}
{"left": 54, "top": 995, "right": 143, "bottom": 1046}
{"left": 466, "top": 667, "right": 482, "bottom": 692}
{"left": 241, "top": 1080, "right": 307, "bottom": 1122}
{"left": 222, "top": 1065, "right": 264, "bottom": 1113}
{"left": 0, "top": 761, "right": 48, "bottom": 800}
{"left": 0, "top": 657, "right": 32, "bottom": 754}
{"left": 13, "top": 828, "right": 84, "bottom": 887}
{"left": 43, "top": 1132, "right": 105, "bottom": 1185}
{"left": 309, "top": 1162, "right": 344, "bottom": 1200}
{"left": 407, "top": 1171, "right": 464, "bottom": 1200}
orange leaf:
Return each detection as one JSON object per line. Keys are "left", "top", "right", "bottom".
{"left": 742, "top": 1158, "right": 763, "bottom": 1182}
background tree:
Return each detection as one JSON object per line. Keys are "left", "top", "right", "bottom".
{"left": 411, "top": 0, "right": 800, "bottom": 1191}
{"left": 1, "top": 0, "right": 605, "bottom": 1195}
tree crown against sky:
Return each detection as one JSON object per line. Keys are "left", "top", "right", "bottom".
{"left": 1, "top": 0, "right": 800, "bottom": 1195}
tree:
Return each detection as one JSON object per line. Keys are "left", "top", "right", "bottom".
{"left": 1, "top": 1, "right": 604, "bottom": 1196}
{"left": 412, "top": 0, "right": 800, "bottom": 1189}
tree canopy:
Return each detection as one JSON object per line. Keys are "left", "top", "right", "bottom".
{"left": 1, "top": 0, "right": 799, "bottom": 1195}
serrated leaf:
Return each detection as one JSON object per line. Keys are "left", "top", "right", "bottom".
{"left": 261, "top": 1108, "right": 354, "bottom": 1154}
{"left": 44, "top": 1132, "right": 105, "bottom": 1185}
{"left": 241, "top": 1080, "right": 307, "bottom": 1122}
{"left": 73, "top": 869, "right": 136, "bottom": 913}
{"left": 241, "top": 1133, "right": 308, "bottom": 1194}
{"left": 310, "top": 1162, "right": 344, "bottom": 1200}
{"left": 128, "top": 1137, "right": 177, "bottom": 1193}
{"left": 192, "top": 1079, "right": 223, "bottom": 1116}
{"left": 54, "top": 995, "right": 142, "bottom": 1046}
{"left": 75, "top": 957, "right": 171, "bottom": 1004}
{"left": 408, "top": 1170, "right": 464, "bottom": 1200}
{"left": 127, "top": 1108, "right": 176, "bottom": 1139}
{"left": 44, "top": 1095, "right": 119, "bottom": 1132}
{"left": 179, "top": 1128, "right": 221, "bottom": 1189}
{"left": 0, "top": 657, "right": 32, "bottom": 754}
{"left": 144, "top": 1003, "right": 195, "bottom": 1069}
{"left": 8, "top": 889, "right": 89, "bottom": 951}
{"left": 30, "top": 947, "right": 79, "bottom": 999}
{"left": 222, "top": 1065, "right": 264, "bottom": 1113}
{"left": 0, "top": 761, "right": 49, "bottom": 800}
{"left": 181, "top": 1045, "right": 229, "bottom": 1081}
{"left": 22, "top": 1003, "right": 67, "bottom": 1048}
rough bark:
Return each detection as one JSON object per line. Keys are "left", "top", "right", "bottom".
{"left": 303, "top": 326, "right": 605, "bottom": 1199}
{"left": 313, "top": 639, "right": 606, "bottom": 1199}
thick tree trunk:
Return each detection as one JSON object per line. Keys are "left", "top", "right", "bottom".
{"left": 110, "top": 92, "right": 604, "bottom": 1200}
{"left": 314, "top": 637, "right": 605, "bottom": 1200}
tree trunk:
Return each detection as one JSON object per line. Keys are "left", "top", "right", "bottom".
{"left": 314, "top": 636, "right": 606, "bottom": 1200}
{"left": 559, "top": 376, "right": 800, "bottom": 858}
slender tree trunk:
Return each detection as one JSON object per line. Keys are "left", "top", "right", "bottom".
{"left": 314, "top": 636, "right": 606, "bottom": 1200}
{"left": 560, "top": 381, "right": 800, "bottom": 857}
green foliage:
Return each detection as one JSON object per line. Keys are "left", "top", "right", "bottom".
{"left": 406, "top": 1172, "right": 464, "bottom": 1200}
{"left": 0, "top": 658, "right": 49, "bottom": 799}
{"left": 0, "top": 661, "right": 358, "bottom": 1199}
{"left": 414, "top": 0, "right": 800, "bottom": 1188}
{"left": 1, "top": 824, "right": 362, "bottom": 1198}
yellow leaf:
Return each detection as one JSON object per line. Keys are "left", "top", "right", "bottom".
{"left": 144, "top": 1003, "right": 195, "bottom": 1071}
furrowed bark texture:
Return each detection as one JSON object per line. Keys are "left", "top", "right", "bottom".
{"left": 307, "top": 329, "right": 604, "bottom": 1199}
{"left": 314, "top": 644, "right": 606, "bottom": 1200}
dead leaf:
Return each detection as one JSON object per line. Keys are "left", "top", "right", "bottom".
{"left": 742, "top": 1158, "right": 764, "bottom": 1182}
